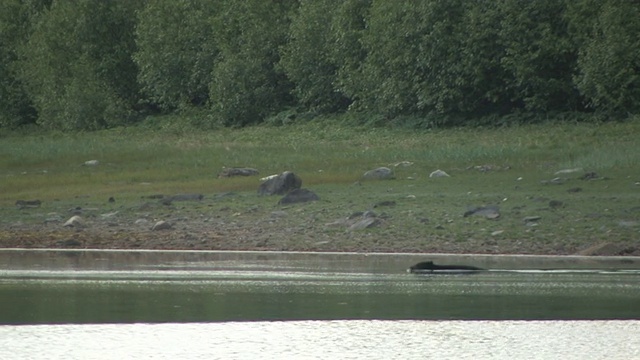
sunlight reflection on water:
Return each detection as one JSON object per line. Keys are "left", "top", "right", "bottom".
{"left": 1, "top": 320, "right": 638, "bottom": 360}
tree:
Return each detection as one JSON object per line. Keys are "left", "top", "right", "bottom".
{"left": 497, "top": 0, "right": 579, "bottom": 112}
{"left": 208, "top": 0, "right": 297, "bottom": 127}
{"left": 19, "top": 0, "right": 141, "bottom": 130}
{"left": 572, "top": 0, "right": 640, "bottom": 113}
{"left": 279, "top": 0, "right": 350, "bottom": 113}
{"left": 135, "top": 0, "right": 220, "bottom": 111}
{"left": 0, "top": 0, "right": 50, "bottom": 128}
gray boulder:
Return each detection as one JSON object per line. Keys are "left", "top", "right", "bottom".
{"left": 362, "top": 167, "right": 394, "bottom": 180}
{"left": 258, "top": 171, "right": 302, "bottom": 195}
{"left": 278, "top": 188, "right": 319, "bottom": 205}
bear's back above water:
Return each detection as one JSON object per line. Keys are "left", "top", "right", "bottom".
{"left": 408, "top": 260, "right": 484, "bottom": 273}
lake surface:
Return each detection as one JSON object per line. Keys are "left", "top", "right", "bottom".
{"left": 1, "top": 250, "right": 639, "bottom": 359}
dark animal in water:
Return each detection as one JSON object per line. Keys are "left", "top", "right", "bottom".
{"left": 408, "top": 261, "right": 484, "bottom": 274}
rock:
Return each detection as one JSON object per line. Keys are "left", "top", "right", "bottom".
{"left": 151, "top": 220, "right": 172, "bottom": 231}
{"left": 491, "top": 230, "right": 504, "bottom": 236}
{"left": 549, "top": 200, "right": 564, "bottom": 209}
{"left": 463, "top": 206, "right": 500, "bottom": 219}
{"left": 161, "top": 194, "right": 204, "bottom": 205}
{"left": 373, "top": 200, "right": 396, "bottom": 208}
{"left": 83, "top": 160, "right": 99, "bottom": 166}
{"left": 348, "top": 217, "right": 380, "bottom": 231}
{"left": 218, "top": 167, "right": 259, "bottom": 178}
{"left": 135, "top": 219, "right": 149, "bottom": 225}
{"left": 429, "top": 169, "right": 450, "bottom": 178}
{"left": 576, "top": 242, "right": 623, "bottom": 256}
{"left": 258, "top": 171, "right": 302, "bottom": 195}
{"left": 555, "top": 168, "right": 583, "bottom": 175}
{"left": 580, "top": 172, "right": 599, "bottom": 180}
{"left": 63, "top": 215, "right": 83, "bottom": 228}
{"left": 278, "top": 188, "right": 319, "bottom": 204}
{"left": 362, "top": 167, "right": 394, "bottom": 180}
{"left": 467, "top": 164, "right": 511, "bottom": 172}
{"left": 108, "top": 197, "right": 115, "bottom": 203}
{"left": 567, "top": 187, "right": 582, "bottom": 193}
{"left": 101, "top": 211, "right": 119, "bottom": 218}
{"left": 541, "top": 177, "right": 566, "bottom": 185}
{"left": 523, "top": 216, "right": 541, "bottom": 223}
{"left": 15, "top": 200, "right": 41, "bottom": 209}
{"left": 392, "top": 161, "right": 414, "bottom": 167}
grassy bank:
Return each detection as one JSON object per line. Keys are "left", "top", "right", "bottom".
{"left": 1, "top": 119, "right": 639, "bottom": 254}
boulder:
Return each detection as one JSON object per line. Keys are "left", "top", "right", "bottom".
{"left": 278, "top": 188, "right": 319, "bottom": 205}
{"left": 218, "top": 167, "right": 259, "bottom": 178}
{"left": 258, "top": 171, "right": 302, "bottom": 195}
{"left": 362, "top": 167, "right": 394, "bottom": 180}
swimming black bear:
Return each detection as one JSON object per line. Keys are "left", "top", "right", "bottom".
{"left": 408, "top": 261, "right": 484, "bottom": 274}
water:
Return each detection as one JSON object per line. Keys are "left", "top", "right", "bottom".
{"left": 1, "top": 320, "right": 639, "bottom": 359}
{"left": 1, "top": 250, "right": 639, "bottom": 359}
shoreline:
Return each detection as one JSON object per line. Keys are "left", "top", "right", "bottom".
{"left": 2, "top": 248, "right": 639, "bottom": 271}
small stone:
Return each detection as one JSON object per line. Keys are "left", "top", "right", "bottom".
{"left": 429, "top": 169, "right": 450, "bottom": 178}
{"left": 83, "top": 160, "right": 99, "bottom": 166}
{"left": 567, "top": 187, "right": 582, "bottom": 193}
{"left": 278, "top": 188, "right": 319, "bottom": 204}
{"left": 151, "top": 220, "right": 172, "bottom": 231}
{"left": 362, "top": 167, "right": 394, "bottom": 180}
{"left": 523, "top": 216, "right": 541, "bottom": 223}
{"left": 464, "top": 206, "right": 500, "bottom": 219}
{"left": 491, "top": 230, "right": 504, "bottom": 236}
{"left": 549, "top": 200, "right": 564, "bottom": 209}
{"left": 15, "top": 200, "right": 42, "bottom": 209}
{"left": 63, "top": 215, "right": 83, "bottom": 228}
{"left": 348, "top": 217, "right": 380, "bottom": 231}
{"left": 554, "top": 168, "right": 582, "bottom": 175}
{"left": 373, "top": 200, "right": 396, "bottom": 208}
{"left": 218, "top": 167, "right": 259, "bottom": 178}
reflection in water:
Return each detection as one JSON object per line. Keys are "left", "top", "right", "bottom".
{"left": 1, "top": 269, "right": 640, "bottom": 323}
{"left": 1, "top": 320, "right": 639, "bottom": 360}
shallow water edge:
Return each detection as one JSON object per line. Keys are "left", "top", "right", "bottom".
{"left": 1, "top": 248, "right": 639, "bottom": 272}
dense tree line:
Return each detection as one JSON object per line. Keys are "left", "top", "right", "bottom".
{"left": 0, "top": 0, "right": 638, "bottom": 131}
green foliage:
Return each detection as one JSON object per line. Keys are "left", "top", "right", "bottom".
{"left": 135, "top": 0, "right": 220, "bottom": 111}
{"left": 208, "top": 0, "right": 297, "bottom": 127}
{"left": 18, "top": 0, "right": 141, "bottom": 130}
{"left": 497, "top": 0, "right": 579, "bottom": 112}
{"left": 572, "top": 0, "right": 640, "bottom": 113}
{"left": 279, "top": 0, "right": 350, "bottom": 113}
{"left": 0, "top": 0, "right": 639, "bottom": 131}
{"left": 0, "top": 0, "right": 48, "bottom": 128}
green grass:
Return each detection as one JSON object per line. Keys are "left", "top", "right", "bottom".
{"left": 2, "top": 119, "right": 639, "bottom": 202}
{"left": 1, "top": 117, "right": 639, "bottom": 253}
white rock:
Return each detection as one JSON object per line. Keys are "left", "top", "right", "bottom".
{"left": 260, "top": 174, "right": 279, "bottom": 182}
{"left": 63, "top": 215, "right": 83, "bottom": 228}
{"left": 83, "top": 160, "right": 99, "bottom": 166}
{"left": 554, "top": 168, "right": 582, "bottom": 175}
{"left": 151, "top": 220, "right": 172, "bottom": 231}
{"left": 429, "top": 169, "right": 450, "bottom": 178}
